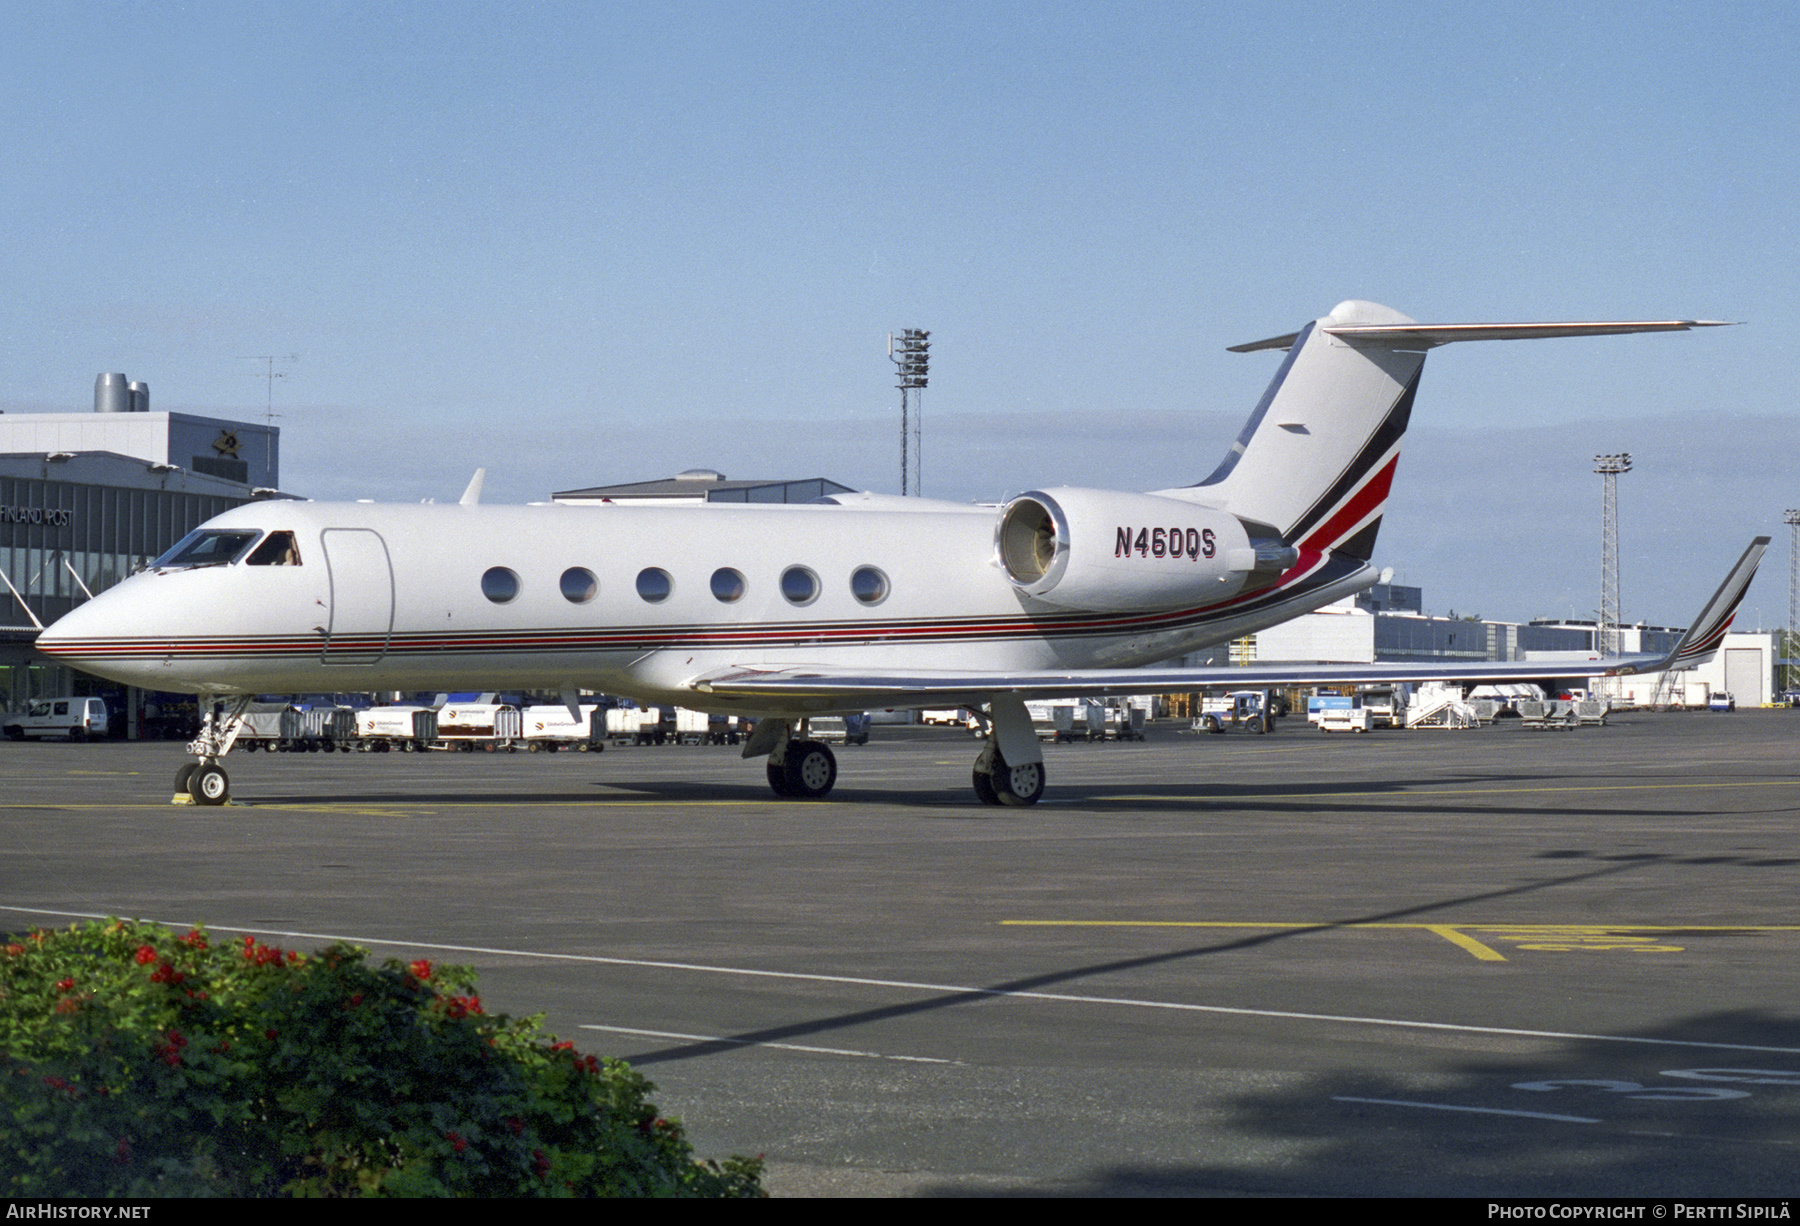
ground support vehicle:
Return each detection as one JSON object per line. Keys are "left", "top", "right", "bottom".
{"left": 229, "top": 704, "right": 360, "bottom": 752}
{"left": 1104, "top": 705, "right": 1148, "bottom": 740}
{"left": 1195, "top": 690, "right": 1279, "bottom": 734}
{"left": 606, "top": 706, "right": 671, "bottom": 745}
{"left": 807, "top": 714, "right": 870, "bottom": 746}
{"left": 435, "top": 703, "right": 524, "bottom": 751}
{"left": 3, "top": 697, "right": 110, "bottom": 741}
{"left": 355, "top": 706, "right": 437, "bottom": 751}
{"left": 519, "top": 705, "right": 603, "bottom": 752}
{"left": 1317, "top": 703, "right": 1374, "bottom": 733}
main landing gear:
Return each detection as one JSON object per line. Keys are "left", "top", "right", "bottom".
{"left": 175, "top": 695, "right": 251, "bottom": 806}
{"left": 767, "top": 738, "right": 838, "bottom": 798}
{"left": 971, "top": 744, "right": 1046, "bottom": 806}
{"left": 970, "top": 695, "right": 1046, "bottom": 806}
{"left": 748, "top": 718, "right": 839, "bottom": 799}
{"left": 747, "top": 698, "right": 1048, "bottom": 806}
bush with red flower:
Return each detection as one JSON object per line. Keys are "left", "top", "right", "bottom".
{"left": 0, "top": 919, "right": 763, "bottom": 1197}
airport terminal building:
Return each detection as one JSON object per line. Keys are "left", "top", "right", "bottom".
{"left": 0, "top": 376, "right": 281, "bottom": 716}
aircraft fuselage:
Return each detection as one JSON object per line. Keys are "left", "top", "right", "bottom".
{"left": 39, "top": 498, "right": 1370, "bottom": 715}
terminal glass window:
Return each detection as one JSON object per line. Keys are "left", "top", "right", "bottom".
{"left": 481, "top": 567, "right": 520, "bottom": 603}
{"left": 150, "top": 529, "right": 260, "bottom": 570}
{"left": 636, "top": 567, "right": 672, "bottom": 603}
{"left": 560, "top": 567, "right": 598, "bottom": 603}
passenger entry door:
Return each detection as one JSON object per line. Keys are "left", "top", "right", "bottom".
{"left": 320, "top": 529, "right": 394, "bottom": 665}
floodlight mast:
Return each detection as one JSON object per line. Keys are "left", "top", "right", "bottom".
{"left": 1594, "top": 453, "right": 1632, "bottom": 677}
{"left": 889, "top": 329, "right": 929, "bottom": 495}
{"left": 1785, "top": 509, "right": 1800, "bottom": 695}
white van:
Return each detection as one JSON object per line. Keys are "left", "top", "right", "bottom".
{"left": 4, "top": 697, "right": 111, "bottom": 741}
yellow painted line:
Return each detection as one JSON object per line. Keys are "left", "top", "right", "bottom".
{"left": 1423, "top": 924, "right": 1509, "bottom": 961}
{"left": 3, "top": 799, "right": 811, "bottom": 811}
{"left": 1002, "top": 921, "right": 1800, "bottom": 931}
{"left": 1001, "top": 920, "right": 1800, "bottom": 962}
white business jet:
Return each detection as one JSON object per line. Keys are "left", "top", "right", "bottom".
{"left": 35, "top": 300, "right": 1761, "bottom": 807}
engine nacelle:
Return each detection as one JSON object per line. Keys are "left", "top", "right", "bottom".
{"left": 994, "top": 488, "right": 1298, "bottom": 612}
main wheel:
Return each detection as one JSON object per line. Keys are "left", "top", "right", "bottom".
{"left": 993, "top": 757, "right": 1046, "bottom": 807}
{"left": 766, "top": 758, "right": 798, "bottom": 797}
{"left": 188, "top": 763, "right": 229, "bottom": 806}
{"left": 972, "top": 768, "right": 999, "bottom": 805}
{"left": 173, "top": 763, "right": 197, "bottom": 796}
{"left": 782, "top": 740, "right": 838, "bottom": 799}
{"left": 1204, "top": 715, "right": 1223, "bottom": 734}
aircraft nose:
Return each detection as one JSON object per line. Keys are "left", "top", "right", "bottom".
{"left": 34, "top": 583, "right": 166, "bottom": 687}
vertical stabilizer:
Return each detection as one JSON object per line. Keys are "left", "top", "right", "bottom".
{"left": 1156, "top": 300, "right": 1427, "bottom": 561}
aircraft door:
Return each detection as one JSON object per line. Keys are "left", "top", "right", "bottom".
{"left": 320, "top": 528, "right": 395, "bottom": 666}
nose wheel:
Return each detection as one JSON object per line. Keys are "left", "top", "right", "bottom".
{"left": 173, "top": 761, "right": 230, "bottom": 805}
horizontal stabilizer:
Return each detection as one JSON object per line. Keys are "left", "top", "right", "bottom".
{"left": 1231, "top": 317, "right": 1733, "bottom": 353}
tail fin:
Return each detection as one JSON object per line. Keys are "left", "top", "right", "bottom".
{"left": 1619, "top": 536, "right": 1769, "bottom": 676}
{"left": 1157, "top": 302, "right": 1733, "bottom": 563}
{"left": 1158, "top": 300, "right": 1429, "bottom": 562}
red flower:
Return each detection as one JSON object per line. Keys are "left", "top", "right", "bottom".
{"left": 178, "top": 929, "right": 207, "bottom": 950}
{"left": 134, "top": 945, "right": 157, "bottom": 965}
{"left": 54, "top": 977, "right": 74, "bottom": 992}
{"left": 441, "top": 994, "right": 483, "bottom": 1020}
{"left": 446, "top": 1130, "right": 466, "bottom": 1153}
{"left": 409, "top": 959, "right": 432, "bottom": 981}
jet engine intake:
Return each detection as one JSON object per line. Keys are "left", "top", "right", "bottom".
{"left": 995, "top": 488, "right": 1297, "bottom": 612}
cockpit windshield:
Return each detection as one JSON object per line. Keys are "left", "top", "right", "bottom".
{"left": 149, "top": 529, "right": 263, "bottom": 570}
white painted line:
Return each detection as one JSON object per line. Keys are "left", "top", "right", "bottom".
{"left": 580, "top": 1023, "right": 958, "bottom": 1064}
{"left": 1333, "top": 1096, "right": 1600, "bottom": 1124}
{"left": 10, "top": 904, "right": 1800, "bottom": 1058}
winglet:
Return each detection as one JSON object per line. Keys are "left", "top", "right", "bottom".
{"left": 1611, "top": 536, "right": 1770, "bottom": 676}
{"left": 459, "top": 468, "right": 487, "bottom": 506}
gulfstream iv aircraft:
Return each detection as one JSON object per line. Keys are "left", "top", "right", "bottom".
{"left": 35, "top": 300, "right": 1763, "bottom": 807}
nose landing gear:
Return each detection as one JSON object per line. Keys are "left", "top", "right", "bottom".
{"left": 173, "top": 695, "right": 251, "bottom": 806}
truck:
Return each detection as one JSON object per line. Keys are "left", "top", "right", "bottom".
{"left": 1194, "top": 690, "right": 1280, "bottom": 734}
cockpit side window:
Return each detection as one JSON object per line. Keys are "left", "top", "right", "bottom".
{"left": 245, "top": 531, "right": 302, "bottom": 566}
{"left": 149, "top": 529, "right": 262, "bottom": 570}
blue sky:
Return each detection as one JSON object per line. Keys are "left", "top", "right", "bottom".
{"left": 2, "top": 1, "right": 1794, "bottom": 624}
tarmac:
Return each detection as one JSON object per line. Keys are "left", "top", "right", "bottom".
{"left": 4, "top": 710, "right": 1799, "bottom": 1196}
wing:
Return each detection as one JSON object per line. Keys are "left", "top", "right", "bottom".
{"left": 692, "top": 538, "right": 1768, "bottom": 709}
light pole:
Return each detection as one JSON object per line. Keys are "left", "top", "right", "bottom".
{"left": 1594, "top": 453, "right": 1631, "bottom": 699}
{"left": 889, "top": 330, "right": 929, "bottom": 496}
{"left": 1785, "top": 509, "right": 1800, "bottom": 696}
